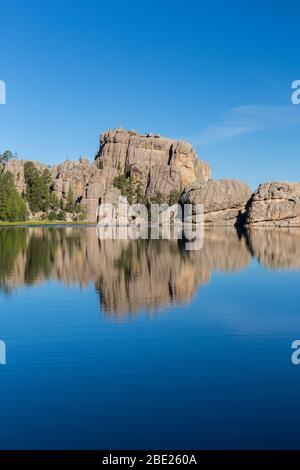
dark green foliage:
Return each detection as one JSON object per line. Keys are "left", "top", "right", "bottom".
{"left": 149, "top": 192, "right": 165, "bottom": 205}
{"left": 78, "top": 212, "right": 86, "bottom": 221}
{"left": 49, "top": 192, "right": 60, "bottom": 211}
{"left": 0, "top": 172, "right": 28, "bottom": 221}
{"left": 124, "top": 163, "right": 132, "bottom": 178}
{"left": 65, "top": 187, "right": 76, "bottom": 213}
{"left": 113, "top": 170, "right": 172, "bottom": 207}
{"left": 113, "top": 174, "right": 136, "bottom": 204}
{"left": 135, "top": 186, "right": 148, "bottom": 205}
{"left": 24, "top": 162, "right": 52, "bottom": 212}
{"left": 169, "top": 190, "right": 182, "bottom": 205}
{"left": 48, "top": 210, "right": 66, "bottom": 221}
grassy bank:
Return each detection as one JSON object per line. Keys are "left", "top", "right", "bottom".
{"left": 0, "top": 220, "right": 96, "bottom": 226}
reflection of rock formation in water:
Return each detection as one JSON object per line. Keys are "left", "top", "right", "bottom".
{"left": 1, "top": 226, "right": 300, "bottom": 315}
{"left": 0, "top": 227, "right": 251, "bottom": 316}
{"left": 95, "top": 240, "right": 210, "bottom": 315}
{"left": 95, "top": 229, "right": 251, "bottom": 315}
{"left": 245, "top": 228, "right": 300, "bottom": 269}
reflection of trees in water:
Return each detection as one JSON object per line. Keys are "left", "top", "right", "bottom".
{"left": 0, "top": 228, "right": 85, "bottom": 291}
{"left": 0, "top": 226, "right": 300, "bottom": 315}
{"left": 0, "top": 228, "right": 27, "bottom": 293}
{"left": 24, "top": 230, "right": 57, "bottom": 283}
{"left": 24, "top": 229, "right": 83, "bottom": 284}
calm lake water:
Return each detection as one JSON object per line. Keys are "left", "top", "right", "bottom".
{"left": 0, "top": 225, "right": 300, "bottom": 449}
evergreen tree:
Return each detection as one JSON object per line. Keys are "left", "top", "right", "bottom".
{"left": 24, "top": 162, "right": 52, "bottom": 212}
{"left": 49, "top": 192, "right": 60, "bottom": 211}
{"left": 65, "top": 187, "right": 76, "bottom": 213}
{"left": 0, "top": 172, "right": 28, "bottom": 221}
{"left": 0, "top": 150, "right": 17, "bottom": 167}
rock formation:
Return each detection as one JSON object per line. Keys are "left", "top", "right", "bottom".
{"left": 95, "top": 128, "right": 210, "bottom": 189}
{"left": 245, "top": 182, "right": 300, "bottom": 227}
{"left": 6, "top": 128, "right": 211, "bottom": 222}
{"left": 5, "top": 129, "right": 300, "bottom": 227}
{"left": 180, "top": 179, "right": 252, "bottom": 225}
{"left": 85, "top": 128, "right": 211, "bottom": 222}
{"left": 3, "top": 159, "right": 48, "bottom": 194}
{"left": 51, "top": 158, "right": 92, "bottom": 202}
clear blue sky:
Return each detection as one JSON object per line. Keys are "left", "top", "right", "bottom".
{"left": 1, "top": 0, "right": 300, "bottom": 189}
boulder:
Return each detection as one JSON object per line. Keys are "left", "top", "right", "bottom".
{"left": 180, "top": 179, "right": 252, "bottom": 225}
{"left": 246, "top": 182, "right": 300, "bottom": 226}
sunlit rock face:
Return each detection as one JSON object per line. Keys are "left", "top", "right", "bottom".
{"left": 51, "top": 158, "right": 93, "bottom": 202}
{"left": 246, "top": 182, "right": 300, "bottom": 227}
{"left": 180, "top": 179, "right": 252, "bottom": 226}
{"left": 5, "top": 129, "right": 211, "bottom": 222}
{"left": 0, "top": 227, "right": 251, "bottom": 317}
{"left": 245, "top": 228, "right": 300, "bottom": 269}
{"left": 95, "top": 128, "right": 211, "bottom": 197}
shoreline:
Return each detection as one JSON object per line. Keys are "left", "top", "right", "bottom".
{"left": 0, "top": 220, "right": 97, "bottom": 227}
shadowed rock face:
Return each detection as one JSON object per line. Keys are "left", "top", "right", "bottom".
{"left": 246, "top": 182, "right": 300, "bottom": 227}
{"left": 180, "top": 179, "right": 252, "bottom": 225}
{"left": 0, "top": 227, "right": 250, "bottom": 316}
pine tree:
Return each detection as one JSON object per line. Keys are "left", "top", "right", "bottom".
{"left": 65, "top": 187, "right": 76, "bottom": 213}
{"left": 24, "top": 162, "right": 52, "bottom": 213}
{"left": 0, "top": 172, "right": 28, "bottom": 221}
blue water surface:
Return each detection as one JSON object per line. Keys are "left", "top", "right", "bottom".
{"left": 0, "top": 226, "right": 299, "bottom": 449}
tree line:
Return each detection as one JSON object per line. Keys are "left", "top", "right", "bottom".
{"left": 0, "top": 152, "right": 84, "bottom": 222}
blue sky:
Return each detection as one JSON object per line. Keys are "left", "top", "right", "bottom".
{"left": 0, "top": 0, "right": 299, "bottom": 189}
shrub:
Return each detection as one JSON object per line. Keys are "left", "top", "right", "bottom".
{"left": 169, "top": 190, "right": 182, "bottom": 205}
{"left": 113, "top": 174, "right": 135, "bottom": 204}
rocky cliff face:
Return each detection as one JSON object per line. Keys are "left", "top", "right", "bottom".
{"left": 88, "top": 128, "right": 211, "bottom": 221}
{"left": 245, "top": 182, "right": 300, "bottom": 227}
{"left": 5, "top": 128, "right": 211, "bottom": 222}
{"left": 5, "top": 129, "right": 300, "bottom": 226}
{"left": 4, "top": 159, "right": 49, "bottom": 194}
{"left": 51, "top": 158, "right": 92, "bottom": 201}
{"left": 96, "top": 128, "right": 211, "bottom": 189}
